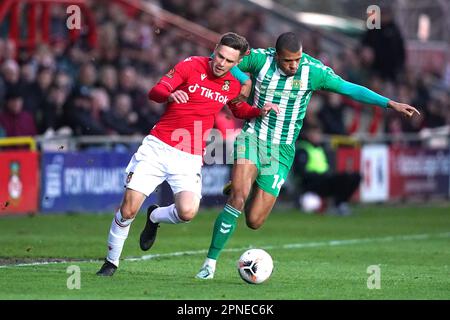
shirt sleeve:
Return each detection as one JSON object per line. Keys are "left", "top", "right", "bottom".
{"left": 230, "top": 66, "right": 250, "bottom": 84}
{"left": 227, "top": 100, "right": 261, "bottom": 119}
{"left": 148, "top": 83, "right": 171, "bottom": 103}
{"left": 237, "top": 48, "right": 268, "bottom": 76}
{"left": 333, "top": 80, "right": 390, "bottom": 108}
{"left": 312, "top": 65, "right": 344, "bottom": 92}
{"left": 313, "top": 65, "right": 389, "bottom": 108}
{"left": 153, "top": 58, "right": 192, "bottom": 93}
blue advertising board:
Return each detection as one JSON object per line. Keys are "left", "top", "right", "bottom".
{"left": 40, "top": 152, "right": 158, "bottom": 213}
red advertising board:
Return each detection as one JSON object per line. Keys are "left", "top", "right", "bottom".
{"left": 389, "top": 147, "right": 449, "bottom": 200}
{"left": 336, "top": 147, "right": 361, "bottom": 173}
{"left": 0, "top": 151, "right": 39, "bottom": 215}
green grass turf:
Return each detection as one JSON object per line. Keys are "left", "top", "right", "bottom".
{"left": 0, "top": 205, "right": 449, "bottom": 299}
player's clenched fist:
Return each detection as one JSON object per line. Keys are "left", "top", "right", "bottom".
{"left": 169, "top": 90, "right": 189, "bottom": 103}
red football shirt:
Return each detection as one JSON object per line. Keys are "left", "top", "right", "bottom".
{"left": 149, "top": 56, "right": 256, "bottom": 156}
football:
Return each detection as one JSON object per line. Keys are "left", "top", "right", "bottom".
{"left": 237, "top": 249, "right": 273, "bottom": 284}
{"left": 300, "top": 192, "right": 322, "bottom": 213}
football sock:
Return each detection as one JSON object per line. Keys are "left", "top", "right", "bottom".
{"left": 150, "top": 204, "right": 185, "bottom": 224}
{"left": 107, "top": 209, "right": 134, "bottom": 267}
{"left": 206, "top": 204, "right": 241, "bottom": 260}
{"left": 202, "top": 257, "right": 217, "bottom": 270}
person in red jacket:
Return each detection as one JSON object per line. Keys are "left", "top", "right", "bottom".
{"left": 97, "top": 32, "right": 279, "bottom": 276}
{"left": 0, "top": 86, "right": 37, "bottom": 137}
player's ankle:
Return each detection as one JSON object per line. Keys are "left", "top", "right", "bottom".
{"left": 204, "top": 257, "right": 217, "bottom": 270}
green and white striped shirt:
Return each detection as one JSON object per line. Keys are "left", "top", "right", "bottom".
{"left": 238, "top": 48, "right": 343, "bottom": 145}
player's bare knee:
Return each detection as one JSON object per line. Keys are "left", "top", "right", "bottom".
{"left": 120, "top": 206, "right": 137, "bottom": 220}
{"left": 246, "top": 218, "right": 263, "bottom": 230}
{"left": 176, "top": 204, "right": 198, "bottom": 221}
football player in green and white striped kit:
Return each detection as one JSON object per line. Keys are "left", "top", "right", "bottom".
{"left": 196, "top": 32, "right": 420, "bottom": 279}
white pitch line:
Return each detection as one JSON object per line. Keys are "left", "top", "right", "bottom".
{"left": 1, "top": 232, "right": 449, "bottom": 269}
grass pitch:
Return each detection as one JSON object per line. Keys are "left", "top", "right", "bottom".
{"left": 0, "top": 205, "right": 449, "bottom": 300}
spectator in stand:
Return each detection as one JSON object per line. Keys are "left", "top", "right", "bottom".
{"left": 361, "top": 5, "right": 405, "bottom": 82}
{"left": 1, "top": 59, "right": 22, "bottom": 94}
{"left": 19, "top": 61, "right": 36, "bottom": 86}
{"left": 0, "top": 86, "right": 37, "bottom": 137}
{"left": 423, "top": 95, "right": 447, "bottom": 129}
{"left": 66, "top": 85, "right": 107, "bottom": 136}
{"left": 90, "top": 88, "right": 111, "bottom": 121}
{"left": 293, "top": 125, "right": 361, "bottom": 215}
{"left": 40, "top": 84, "right": 71, "bottom": 136}
{"left": 77, "top": 62, "right": 97, "bottom": 89}
{"left": 0, "top": 39, "right": 17, "bottom": 63}
{"left": 117, "top": 65, "right": 150, "bottom": 133}
{"left": 340, "top": 48, "right": 371, "bottom": 87}
{"left": 318, "top": 93, "right": 348, "bottom": 136}
{"left": 135, "top": 99, "right": 164, "bottom": 135}
{"left": 98, "top": 65, "right": 118, "bottom": 99}
{"left": 54, "top": 70, "right": 73, "bottom": 94}
{"left": 22, "top": 65, "right": 55, "bottom": 128}
{"left": 101, "top": 93, "right": 140, "bottom": 135}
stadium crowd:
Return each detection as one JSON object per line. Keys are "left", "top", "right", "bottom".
{"left": 0, "top": 0, "right": 449, "bottom": 144}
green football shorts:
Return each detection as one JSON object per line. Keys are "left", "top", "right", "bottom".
{"left": 233, "top": 130, "right": 295, "bottom": 197}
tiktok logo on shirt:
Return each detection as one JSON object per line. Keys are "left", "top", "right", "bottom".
{"left": 187, "top": 83, "right": 229, "bottom": 104}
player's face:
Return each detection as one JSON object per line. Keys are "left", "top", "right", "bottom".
{"left": 276, "top": 48, "right": 302, "bottom": 76}
{"left": 211, "top": 45, "right": 241, "bottom": 77}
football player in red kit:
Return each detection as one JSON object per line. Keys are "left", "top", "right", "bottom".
{"left": 97, "top": 32, "right": 279, "bottom": 276}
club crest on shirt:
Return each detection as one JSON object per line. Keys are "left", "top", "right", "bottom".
{"left": 165, "top": 68, "right": 175, "bottom": 78}
{"left": 222, "top": 80, "right": 230, "bottom": 91}
{"left": 292, "top": 79, "right": 302, "bottom": 89}
{"left": 201, "top": 74, "right": 207, "bottom": 81}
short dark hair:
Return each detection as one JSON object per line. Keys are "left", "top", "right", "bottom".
{"left": 218, "top": 32, "right": 249, "bottom": 57}
{"left": 276, "top": 32, "right": 302, "bottom": 53}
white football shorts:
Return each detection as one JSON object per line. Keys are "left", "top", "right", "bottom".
{"left": 124, "top": 135, "right": 202, "bottom": 198}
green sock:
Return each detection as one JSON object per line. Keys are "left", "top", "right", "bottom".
{"left": 207, "top": 204, "right": 241, "bottom": 260}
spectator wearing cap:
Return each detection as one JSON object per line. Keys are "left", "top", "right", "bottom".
{"left": 0, "top": 86, "right": 37, "bottom": 137}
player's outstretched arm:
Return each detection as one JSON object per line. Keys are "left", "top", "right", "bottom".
{"left": 329, "top": 79, "right": 420, "bottom": 117}
{"left": 387, "top": 100, "right": 420, "bottom": 117}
